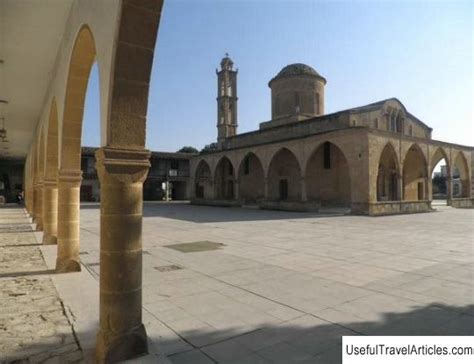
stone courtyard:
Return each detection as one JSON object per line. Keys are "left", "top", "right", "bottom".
{"left": 1, "top": 202, "right": 473, "bottom": 363}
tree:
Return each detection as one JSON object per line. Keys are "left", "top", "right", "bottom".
{"left": 177, "top": 146, "right": 198, "bottom": 154}
{"left": 200, "top": 143, "right": 218, "bottom": 154}
{"left": 432, "top": 175, "right": 446, "bottom": 194}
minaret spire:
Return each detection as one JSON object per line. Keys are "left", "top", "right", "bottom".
{"left": 216, "top": 54, "right": 238, "bottom": 147}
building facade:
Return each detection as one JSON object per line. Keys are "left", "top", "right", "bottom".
{"left": 191, "top": 58, "right": 474, "bottom": 215}
{"left": 81, "top": 147, "right": 193, "bottom": 201}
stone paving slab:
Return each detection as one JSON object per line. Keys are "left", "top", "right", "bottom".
{"left": 0, "top": 206, "right": 82, "bottom": 363}
{"left": 75, "top": 202, "right": 474, "bottom": 363}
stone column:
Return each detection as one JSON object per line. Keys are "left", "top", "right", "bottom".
{"left": 264, "top": 178, "right": 269, "bottom": 199}
{"left": 446, "top": 176, "right": 453, "bottom": 205}
{"left": 42, "top": 179, "right": 58, "bottom": 245}
{"left": 34, "top": 182, "right": 44, "bottom": 230}
{"left": 397, "top": 175, "right": 403, "bottom": 201}
{"left": 95, "top": 147, "right": 150, "bottom": 363}
{"left": 300, "top": 176, "right": 307, "bottom": 202}
{"left": 56, "top": 169, "right": 82, "bottom": 272}
{"left": 234, "top": 179, "right": 240, "bottom": 200}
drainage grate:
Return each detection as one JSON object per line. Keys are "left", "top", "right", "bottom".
{"left": 164, "top": 241, "right": 225, "bottom": 253}
{"left": 154, "top": 265, "right": 183, "bottom": 272}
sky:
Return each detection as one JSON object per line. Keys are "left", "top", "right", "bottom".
{"left": 82, "top": 0, "right": 473, "bottom": 153}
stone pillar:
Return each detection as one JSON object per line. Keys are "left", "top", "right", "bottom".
{"left": 234, "top": 179, "right": 240, "bottom": 200}
{"left": 56, "top": 169, "right": 82, "bottom": 272}
{"left": 300, "top": 176, "right": 307, "bottom": 202}
{"left": 264, "top": 178, "right": 269, "bottom": 199}
{"left": 446, "top": 176, "right": 453, "bottom": 205}
{"left": 397, "top": 175, "right": 403, "bottom": 201}
{"left": 95, "top": 147, "right": 150, "bottom": 363}
{"left": 42, "top": 179, "right": 58, "bottom": 245}
{"left": 34, "top": 182, "right": 44, "bottom": 230}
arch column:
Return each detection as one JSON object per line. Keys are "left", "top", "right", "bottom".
{"left": 234, "top": 179, "right": 240, "bottom": 200}
{"left": 42, "top": 179, "right": 58, "bottom": 245}
{"left": 397, "top": 175, "right": 403, "bottom": 201}
{"left": 300, "top": 176, "right": 307, "bottom": 202}
{"left": 34, "top": 182, "right": 44, "bottom": 230}
{"left": 95, "top": 147, "right": 150, "bottom": 362}
{"left": 56, "top": 169, "right": 82, "bottom": 272}
{"left": 264, "top": 177, "right": 269, "bottom": 199}
{"left": 446, "top": 176, "right": 453, "bottom": 205}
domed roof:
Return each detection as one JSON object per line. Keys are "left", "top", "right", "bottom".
{"left": 269, "top": 63, "right": 326, "bottom": 86}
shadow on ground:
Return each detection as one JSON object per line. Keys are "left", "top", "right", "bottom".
{"left": 5, "top": 302, "right": 474, "bottom": 363}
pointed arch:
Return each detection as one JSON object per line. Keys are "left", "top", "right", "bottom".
{"left": 267, "top": 147, "right": 301, "bottom": 201}
{"left": 377, "top": 142, "right": 401, "bottom": 201}
{"left": 453, "top": 151, "right": 470, "bottom": 197}
{"left": 238, "top": 152, "right": 265, "bottom": 203}
{"left": 430, "top": 147, "right": 450, "bottom": 176}
{"left": 195, "top": 160, "right": 212, "bottom": 199}
{"left": 403, "top": 143, "right": 428, "bottom": 200}
{"left": 305, "top": 141, "right": 351, "bottom": 206}
{"left": 214, "top": 156, "right": 235, "bottom": 199}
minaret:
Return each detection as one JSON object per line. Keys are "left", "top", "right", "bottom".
{"left": 216, "top": 54, "right": 238, "bottom": 146}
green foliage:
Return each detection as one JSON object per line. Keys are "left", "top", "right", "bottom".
{"left": 177, "top": 146, "right": 198, "bottom": 154}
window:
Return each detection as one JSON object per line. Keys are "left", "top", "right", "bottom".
{"left": 244, "top": 157, "right": 250, "bottom": 175}
{"left": 316, "top": 93, "right": 320, "bottom": 114}
{"left": 323, "top": 142, "right": 331, "bottom": 169}
{"left": 170, "top": 160, "right": 179, "bottom": 170}
{"left": 409, "top": 125, "right": 413, "bottom": 136}
{"left": 374, "top": 118, "right": 379, "bottom": 129}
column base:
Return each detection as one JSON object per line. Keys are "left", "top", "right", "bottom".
{"left": 96, "top": 323, "right": 148, "bottom": 363}
{"left": 55, "top": 258, "right": 81, "bottom": 273}
{"left": 42, "top": 234, "right": 57, "bottom": 245}
{"left": 35, "top": 222, "right": 43, "bottom": 231}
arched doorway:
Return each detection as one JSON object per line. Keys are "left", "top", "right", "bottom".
{"left": 430, "top": 147, "right": 449, "bottom": 203}
{"left": 214, "top": 156, "right": 235, "bottom": 199}
{"left": 377, "top": 143, "right": 400, "bottom": 201}
{"left": 306, "top": 141, "right": 351, "bottom": 206}
{"left": 195, "top": 160, "right": 213, "bottom": 199}
{"left": 403, "top": 144, "right": 428, "bottom": 201}
{"left": 453, "top": 152, "right": 470, "bottom": 197}
{"left": 238, "top": 153, "right": 264, "bottom": 204}
{"left": 267, "top": 148, "right": 301, "bottom": 201}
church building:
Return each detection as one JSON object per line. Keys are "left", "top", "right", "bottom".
{"left": 190, "top": 56, "right": 473, "bottom": 215}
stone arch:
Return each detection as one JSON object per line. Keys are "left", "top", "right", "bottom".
{"left": 305, "top": 141, "right": 351, "bottom": 206}
{"left": 56, "top": 25, "right": 97, "bottom": 273}
{"left": 453, "top": 151, "right": 470, "bottom": 197}
{"left": 60, "top": 25, "right": 96, "bottom": 171}
{"left": 429, "top": 147, "right": 450, "bottom": 199}
{"left": 195, "top": 160, "right": 213, "bottom": 199}
{"left": 403, "top": 143, "right": 428, "bottom": 200}
{"left": 238, "top": 152, "right": 265, "bottom": 203}
{"left": 45, "top": 99, "right": 59, "bottom": 181}
{"left": 267, "top": 148, "right": 301, "bottom": 201}
{"left": 214, "top": 156, "right": 235, "bottom": 199}
{"left": 42, "top": 99, "right": 60, "bottom": 245}
{"left": 377, "top": 142, "right": 400, "bottom": 201}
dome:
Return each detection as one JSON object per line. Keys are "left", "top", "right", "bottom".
{"left": 269, "top": 63, "right": 326, "bottom": 86}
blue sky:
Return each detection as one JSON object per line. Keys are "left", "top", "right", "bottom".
{"left": 82, "top": 0, "right": 473, "bottom": 152}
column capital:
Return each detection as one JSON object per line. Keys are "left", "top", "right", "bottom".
{"left": 43, "top": 178, "right": 58, "bottom": 188}
{"left": 95, "top": 147, "right": 151, "bottom": 184}
{"left": 58, "top": 169, "right": 83, "bottom": 185}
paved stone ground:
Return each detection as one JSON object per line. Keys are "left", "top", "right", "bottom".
{"left": 74, "top": 202, "right": 473, "bottom": 364}
{"left": 0, "top": 206, "right": 82, "bottom": 363}
{"left": 3, "top": 203, "right": 473, "bottom": 363}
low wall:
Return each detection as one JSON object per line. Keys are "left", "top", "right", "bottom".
{"left": 450, "top": 198, "right": 474, "bottom": 208}
{"left": 259, "top": 200, "right": 321, "bottom": 212}
{"left": 366, "top": 201, "right": 433, "bottom": 216}
{"left": 191, "top": 199, "right": 241, "bottom": 207}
